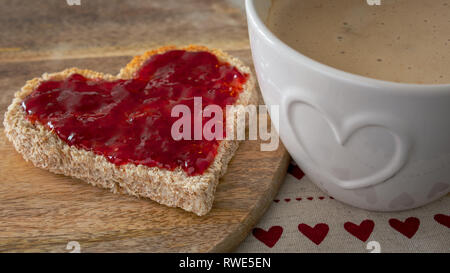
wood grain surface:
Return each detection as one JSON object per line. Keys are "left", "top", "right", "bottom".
{"left": 0, "top": 0, "right": 290, "bottom": 252}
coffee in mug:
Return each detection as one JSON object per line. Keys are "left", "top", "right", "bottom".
{"left": 267, "top": 0, "right": 450, "bottom": 84}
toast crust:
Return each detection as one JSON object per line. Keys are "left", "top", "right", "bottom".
{"left": 3, "top": 45, "right": 257, "bottom": 216}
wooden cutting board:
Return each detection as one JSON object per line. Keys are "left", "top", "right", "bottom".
{"left": 0, "top": 126, "right": 289, "bottom": 253}
{"left": 0, "top": 0, "right": 290, "bottom": 252}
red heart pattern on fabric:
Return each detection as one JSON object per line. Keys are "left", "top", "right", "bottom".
{"left": 434, "top": 214, "right": 450, "bottom": 228}
{"left": 288, "top": 163, "right": 305, "bottom": 180}
{"left": 251, "top": 215, "right": 449, "bottom": 248}
{"left": 252, "top": 226, "right": 283, "bottom": 248}
{"left": 260, "top": 164, "right": 446, "bottom": 249}
{"left": 389, "top": 217, "right": 420, "bottom": 238}
{"left": 298, "top": 223, "right": 329, "bottom": 245}
{"left": 344, "top": 220, "right": 375, "bottom": 242}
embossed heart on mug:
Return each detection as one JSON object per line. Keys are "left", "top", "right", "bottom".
{"left": 389, "top": 192, "right": 415, "bottom": 209}
{"left": 283, "top": 91, "right": 411, "bottom": 190}
{"left": 427, "top": 183, "right": 450, "bottom": 199}
{"left": 353, "top": 187, "right": 378, "bottom": 205}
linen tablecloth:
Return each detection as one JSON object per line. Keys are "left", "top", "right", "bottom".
{"left": 236, "top": 161, "right": 450, "bottom": 252}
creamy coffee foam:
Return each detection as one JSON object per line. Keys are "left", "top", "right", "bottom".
{"left": 267, "top": 0, "right": 450, "bottom": 84}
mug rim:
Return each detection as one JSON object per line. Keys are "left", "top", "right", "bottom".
{"left": 246, "top": 0, "right": 450, "bottom": 94}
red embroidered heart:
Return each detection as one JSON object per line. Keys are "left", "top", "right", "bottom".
{"left": 288, "top": 163, "right": 305, "bottom": 180}
{"left": 389, "top": 217, "right": 420, "bottom": 238}
{"left": 344, "top": 220, "right": 375, "bottom": 242}
{"left": 434, "top": 214, "right": 450, "bottom": 228}
{"left": 252, "top": 226, "right": 283, "bottom": 248}
{"left": 298, "top": 223, "right": 329, "bottom": 245}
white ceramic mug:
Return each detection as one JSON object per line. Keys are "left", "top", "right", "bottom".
{"left": 246, "top": 0, "right": 450, "bottom": 211}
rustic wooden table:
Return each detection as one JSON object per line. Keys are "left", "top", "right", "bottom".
{"left": 0, "top": 0, "right": 290, "bottom": 252}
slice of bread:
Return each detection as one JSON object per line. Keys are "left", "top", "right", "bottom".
{"left": 3, "top": 45, "right": 257, "bottom": 216}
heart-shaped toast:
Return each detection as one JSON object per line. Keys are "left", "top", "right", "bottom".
{"left": 3, "top": 45, "right": 257, "bottom": 216}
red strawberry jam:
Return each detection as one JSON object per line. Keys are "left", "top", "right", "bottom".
{"left": 22, "top": 50, "right": 248, "bottom": 175}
